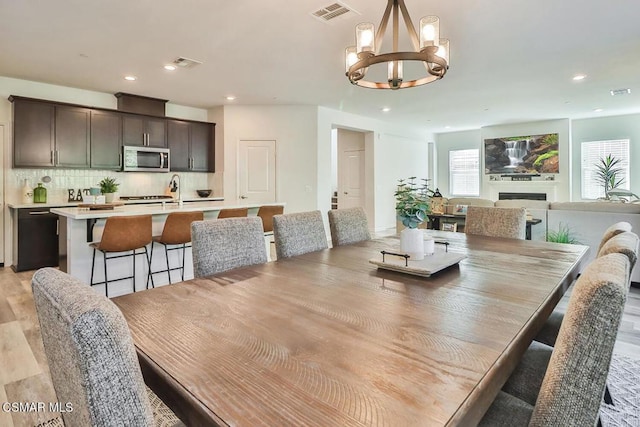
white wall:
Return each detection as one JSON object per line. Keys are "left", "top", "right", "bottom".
{"left": 219, "top": 105, "right": 319, "bottom": 214}
{"left": 317, "top": 107, "right": 432, "bottom": 231}
{"left": 436, "top": 129, "right": 482, "bottom": 198}
{"left": 436, "top": 120, "right": 570, "bottom": 202}
{"left": 571, "top": 113, "right": 640, "bottom": 199}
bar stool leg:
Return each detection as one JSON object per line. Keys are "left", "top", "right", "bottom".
{"left": 90, "top": 248, "right": 97, "bottom": 286}
{"left": 144, "top": 246, "right": 154, "bottom": 290}
{"left": 102, "top": 251, "right": 109, "bottom": 298}
{"left": 181, "top": 243, "right": 186, "bottom": 281}
{"left": 164, "top": 244, "right": 172, "bottom": 284}
{"left": 132, "top": 249, "right": 137, "bottom": 293}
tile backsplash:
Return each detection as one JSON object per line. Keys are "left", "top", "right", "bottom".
{"left": 8, "top": 169, "right": 223, "bottom": 204}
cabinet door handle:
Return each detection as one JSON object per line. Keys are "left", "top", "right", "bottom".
{"left": 29, "top": 211, "right": 50, "bottom": 215}
{"left": 55, "top": 150, "right": 59, "bottom": 165}
{"left": 56, "top": 219, "right": 59, "bottom": 236}
{"left": 119, "top": 152, "right": 122, "bottom": 167}
{"left": 51, "top": 150, "right": 54, "bottom": 164}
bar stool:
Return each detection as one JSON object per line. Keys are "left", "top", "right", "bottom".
{"left": 148, "top": 211, "right": 203, "bottom": 286}
{"left": 257, "top": 205, "right": 284, "bottom": 234}
{"left": 90, "top": 215, "right": 152, "bottom": 297}
{"left": 217, "top": 208, "right": 248, "bottom": 218}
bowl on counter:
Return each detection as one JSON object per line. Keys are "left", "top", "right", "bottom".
{"left": 196, "top": 189, "right": 212, "bottom": 198}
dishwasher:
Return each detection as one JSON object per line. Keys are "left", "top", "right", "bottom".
{"left": 14, "top": 208, "right": 59, "bottom": 272}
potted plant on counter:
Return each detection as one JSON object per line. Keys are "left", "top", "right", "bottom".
{"left": 99, "top": 177, "right": 119, "bottom": 203}
{"left": 395, "top": 177, "right": 434, "bottom": 260}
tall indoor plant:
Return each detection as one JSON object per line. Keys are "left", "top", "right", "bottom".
{"left": 395, "top": 177, "right": 433, "bottom": 260}
{"left": 594, "top": 154, "right": 624, "bottom": 200}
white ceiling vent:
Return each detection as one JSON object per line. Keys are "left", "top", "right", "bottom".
{"left": 172, "top": 57, "right": 203, "bottom": 69}
{"left": 610, "top": 88, "right": 631, "bottom": 96}
{"left": 312, "top": 2, "right": 358, "bottom": 23}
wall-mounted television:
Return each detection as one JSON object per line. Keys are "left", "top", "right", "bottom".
{"left": 484, "top": 133, "right": 559, "bottom": 174}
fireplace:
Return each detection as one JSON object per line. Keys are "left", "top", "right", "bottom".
{"left": 499, "top": 192, "right": 547, "bottom": 201}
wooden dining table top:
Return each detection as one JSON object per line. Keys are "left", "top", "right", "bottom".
{"left": 113, "top": 231, "right": 589, "bottom": 427}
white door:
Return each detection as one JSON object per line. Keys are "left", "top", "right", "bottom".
{"left": 238, "top": 140, "right": 276, "bottom": 203}
{"left": 338, "top": 149, "right": 364, "bottom": 209}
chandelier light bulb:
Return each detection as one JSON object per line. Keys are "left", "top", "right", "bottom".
{"left": 419, "top": 16, "right": 439, "bottom": 49}
{"left": 356, "top": 23, "right": 375, "bottom": 53}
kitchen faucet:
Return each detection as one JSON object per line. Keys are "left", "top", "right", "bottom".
{"left": 169, "top": 174, "right": 181, "bottom": 202}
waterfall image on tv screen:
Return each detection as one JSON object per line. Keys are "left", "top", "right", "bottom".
{"left": 484, "top": 133, "right": 559, "bottom": 174}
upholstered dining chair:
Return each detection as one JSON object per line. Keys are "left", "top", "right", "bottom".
{"left": 536, "top": 230, "right": 639, "bottom": 347}
{"left": 272, "top": 210, "right": 328, "bottom": 258}
{"left": 327, "top": 207, "right": 371, "bottom": 247}
{"left": 191, "top": 216, "right": 268, "bottom": 277}
{"left": 479, "top": 252, "right": 630, "bottom": 426}
{"left": 32, "top": 267, "right": 183, "bottom": 427}
{"left": 597, "top": 221, "right": 633, "bottom": 253}
{"left": 465, "top": 206, "right": 527, "bottom": 240}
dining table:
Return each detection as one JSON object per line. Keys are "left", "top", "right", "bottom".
{"left": 113, "top": 231, "right": 589, "bottom": 426}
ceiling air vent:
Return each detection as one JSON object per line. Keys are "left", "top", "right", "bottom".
{"left": 171, "top": 57, "right": 203, "bottom": 69}
{"left": 312, "top": 2, "right": 357, "bottom": 23}
{"left": 610, "top": 88, "right": 631, "bottom": 96}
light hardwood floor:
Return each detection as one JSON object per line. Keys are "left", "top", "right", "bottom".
{"left": 1, "top": 264, "right": 639, "bottom": 427}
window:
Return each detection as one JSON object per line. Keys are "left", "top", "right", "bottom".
{"left": 449, "top": 149, "right": 480, "bottom": 196}
{"left": 581, "top": 139, "right": 630, "bottom": 200}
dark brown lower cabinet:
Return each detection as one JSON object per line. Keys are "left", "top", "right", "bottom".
{"left": 14, "top": 208, "right": 59, "bottom": 272}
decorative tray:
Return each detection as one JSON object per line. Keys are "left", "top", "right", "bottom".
{"left": 369, "top": 250, "right": 465, "bottom": 277}
{"left": 77, "top": 202, "right": 125, "bottom": 210}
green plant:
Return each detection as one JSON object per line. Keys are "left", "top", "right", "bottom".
{"left": 394, "top": 177, "right": 433, "bottom": 229}
{"left": 594, "top": 154, "right": 625, "bottom": 199}
{"left": 533, "top": 150, "right": 559, "bottom": 166}
{"left": 98, "top": 177, "right": 119, "bottom": 194}
{"left": 547, "top": 223, "right": 580, "bottom": 244}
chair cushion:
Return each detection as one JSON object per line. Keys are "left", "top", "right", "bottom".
{"left": 478, "top": 391, "right": 533, "bottom": 426}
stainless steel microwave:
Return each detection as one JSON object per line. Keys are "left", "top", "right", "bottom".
{"left": 122, "top": 146, "right": 170, "bottom": 172}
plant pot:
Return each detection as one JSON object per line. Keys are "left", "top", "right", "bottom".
{"left": 400, "top": 228, "right": 425, "bottom": 261}
{"left": 104, "top": 192, "right": 117, "bottom": 203}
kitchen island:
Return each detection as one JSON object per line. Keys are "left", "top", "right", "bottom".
{"left": 52, "top": 201, "right": 285, "bottom": 297}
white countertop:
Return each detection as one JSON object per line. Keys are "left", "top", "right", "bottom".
{"left": 7, "top": 196, "right": 224, "bottom": 209}
{"left": 51, "top": 201, "right": 284, "bottom": 219}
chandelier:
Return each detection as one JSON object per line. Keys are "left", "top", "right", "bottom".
{"left": 345, "top": 0, "right": 449, "bottom": 90}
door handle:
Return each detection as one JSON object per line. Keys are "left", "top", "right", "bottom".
{"left": 344, "top": 192, "right": 348, "bottom": 195}
{"left": 240, "top": 195, "right": 248, "bottom": 199}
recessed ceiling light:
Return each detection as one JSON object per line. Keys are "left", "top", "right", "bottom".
{"left": 445, "top": 126, "right": 451, "bottom": 129}
{"left": 164, "top": 65, "right": 176, "bottom": 71}
{"left": 124, "top": 75, "right": 137, "bottom": 81}
{"left": 225, "top": 96, "right": 236, "bottom": 101}
{"left": 572, "top": 74, "right": 586, "bottom": 81}
{"left": 381, "top": 107, "right": 391, "bottom": 112}
{"left": 594, "top": 108, "right": 604, "bottom": 112}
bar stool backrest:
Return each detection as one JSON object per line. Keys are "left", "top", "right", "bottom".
{"left": 97, "top": 215, "right": 152, "bottom": 252}
{"left": 217, "top": 208, "right": 249, "bottom": 219}
{"left": 257, "top": 205, "right": 284, "bottom": 233}
{"left": 160, "top": 211, "right": 204, "bottom": 244}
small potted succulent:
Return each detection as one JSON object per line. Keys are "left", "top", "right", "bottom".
{"left": 98, "top": 177, "right": 119, "bottom": 203}
{"left": 394, "top": 177, "right": 434, "bottom": 259}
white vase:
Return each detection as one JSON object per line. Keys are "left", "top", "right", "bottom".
{"left": 400, "top": 228, "right": 425, "bottom": 260}
{"left": 22, "top": 179, "right": 33, "bottom": 204}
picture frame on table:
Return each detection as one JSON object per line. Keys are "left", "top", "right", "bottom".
{"left": 441, "top": 222, "right": 457, "bottom": 232}
{"left": 454, "top": 204, "right": 468, "bottom": 214}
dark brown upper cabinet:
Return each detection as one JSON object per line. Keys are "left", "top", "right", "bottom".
{"left": 122, "top": 114, "right": 167, "bottom": 148}
{"left": 91, "top": 110, "right": 122, "bottom": 170}
{"left": 167, "top": 119, "right": 215, "bottom": 172}
{"left": 12, "top": 97, "right": 90, "bottom": 168}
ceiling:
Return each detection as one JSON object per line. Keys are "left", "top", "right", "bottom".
{"left": 1, "top": 0, "right": 639, "bottom": 134}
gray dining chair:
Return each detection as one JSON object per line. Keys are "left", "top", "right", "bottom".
{"left": 191, "top": 216, "right": 268, "bottom": 277}
{"left": 272, "top": 210, "right": 328, "bottom": 258}
{"left": 597, "top": 221, "right": 633, "bottom": 253}
{"left": 327, "top": 207, "right": 371, "bottom": 247}
{"left": 31, "top": 267, "right": 183, "bottom": 427}
{"left": 465, "top": 206, "right": 527, "bottom": 240}
{"left": 480, "top": 252, "right": 630, "bottom": 426}
{"left": 536, "top": 230, "right": 639, "bottom": 347}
